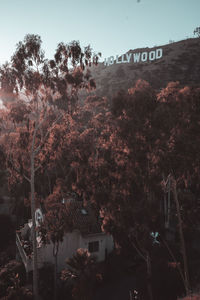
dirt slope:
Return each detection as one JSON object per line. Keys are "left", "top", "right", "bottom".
{"left": 87, "top": 38, "right": 200, "bottom": 98}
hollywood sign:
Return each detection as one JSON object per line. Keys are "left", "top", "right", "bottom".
{"left": 104, "top": 48, "right": 163, "bottom": 66}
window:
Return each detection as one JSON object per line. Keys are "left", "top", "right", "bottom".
{"left": 88, "top": 241, "right": 99, "bottom": 253}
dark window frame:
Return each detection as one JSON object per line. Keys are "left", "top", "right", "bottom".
{"left": 88, "top": 241, "right": 99, "bottom": 253}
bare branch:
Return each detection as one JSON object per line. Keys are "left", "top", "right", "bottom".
{"left": 130, "top": 240, "right": 147, "bottom": 262}
{"left": 7, "top": 156, "right": 31, "bottom": 183}
{"left": 128, "top": 233, "right": 147, "bottom": 262}
{"left": 34, "top": 111, "right": 63, "bottom": 155}
{"left": 34, "top": 165, "right": 41, "bottom": 173}
{"left": 24, "top": 174, "right": 31, "bottom": 183}
{"left": 160, "top": 234, "right": 186, "bottom": 288}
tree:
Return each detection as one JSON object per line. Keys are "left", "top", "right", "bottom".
{"left": 61, "top": 248, "right": 98, "bottom": 300}
{"left": 6, "top": 274, "right": 33, "bottom": 300}
{"left": 0, "top": 260, "right": 31, "bottom": 299}
{"left": 148, "top": 82, "right": 200, "bottom": 295}
{"left": 40, "top": 184, "right": 73, "bottom": 300}
{"left": 194, "top": 27, "right": 200, "bottom": 37}
{"left": 64, "top": 80, "right": 160, "bottom": 299}
{"left": 76, "top": 80, "right": 200, "bottom": 298}
{"left": 0, "top": 34, "right": 99, "bottom": 300}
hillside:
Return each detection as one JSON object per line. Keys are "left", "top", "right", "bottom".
{"left": 88, "top": 37, "right": 200, "bottom": 98}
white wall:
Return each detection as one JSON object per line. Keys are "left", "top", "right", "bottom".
{"left": 106, "top": 234, "right": 114, "bottom": 253}
{"left": 36, "top": 230, "right": 114, "bottom": 272}
{"left": 80, "top": 233, "right": 107, "bottom": 261}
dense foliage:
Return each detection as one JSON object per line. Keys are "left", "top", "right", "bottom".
{"left": 1, "top": 34, "right": 200, "bottom": 300}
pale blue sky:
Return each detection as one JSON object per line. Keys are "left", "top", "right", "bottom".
{"left": 0, "top": 0, "right": 199, "bottom": 64}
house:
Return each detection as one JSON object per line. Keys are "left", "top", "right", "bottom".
{"left": 16, "top": 197, "right": 114, "bottom": 273}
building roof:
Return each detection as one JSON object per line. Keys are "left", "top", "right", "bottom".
{"left": 64, "top": 198, "right": 102, "bottom": 235}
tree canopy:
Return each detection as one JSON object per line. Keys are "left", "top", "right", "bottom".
{"left": 1, "top": 34, "right": 200, "bottom": 299}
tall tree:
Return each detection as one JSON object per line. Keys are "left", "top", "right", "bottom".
{"left": 151, "top": 83, "right": 200, "bottom": 294}
{"left": 75, "top": 80, "right": 200, "bottom": 298}
{"left": 41, "top": 183, "right": 73, "bottom": 300}
{"left": 0, "top": 34, "right": 99, "bottom": 300}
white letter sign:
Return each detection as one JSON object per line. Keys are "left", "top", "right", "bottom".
{"left": 133, "top": 53, "right": 141, "bottom": 63}
{"left": 126, "top": 53, "right": 132, "bottom": 63}
{"left": 149, "top": 51, "right": 156, "bottom": 61}
{"left": 156, "top": 48, "right": 163, "bottom": 59}
{"left": 104, "top": 47, "right": 163, "bottom": 67}
{"left": 116, "top": 55, "right": 121, "bottom": 64}
{"left": 141, "top": 52, "right": 148, "bottom": 62}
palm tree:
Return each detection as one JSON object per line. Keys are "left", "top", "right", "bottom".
{"left": 61, "top": 248, "right": 97, "bottom": 300}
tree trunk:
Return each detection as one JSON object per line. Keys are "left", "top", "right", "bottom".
{"left": 53, "top": 243, "right": 59, "bottom": 300}
{"left": 172, "top": 178, "right": 190, "bottom": 295}
{"left": 130, "top": 241, "right": 153, "bottom": 300}
{"left": 146, "top": 252, "right": 153, "bottom": 300}
{"left": 54, "top": 253, "right": 58, "bottom": 300}
{"left": 31, "top": 151, "right": 39, "bottom": 300}
{"left": 167, "top": 177, "right": 171, "bottom": 228}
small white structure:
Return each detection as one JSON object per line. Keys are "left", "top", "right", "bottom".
{"left": 16, "top": 198, "right": 114, "bottom": 273}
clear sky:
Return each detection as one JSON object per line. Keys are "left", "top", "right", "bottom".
{"left": 0, "top": 0, "right": 199, "bottom": 64}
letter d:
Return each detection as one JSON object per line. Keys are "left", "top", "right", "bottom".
{"left": 156, "top": 48, "right": 163, "bottom": 59}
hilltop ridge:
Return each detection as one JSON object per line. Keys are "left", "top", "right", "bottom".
{"left": 88, "top": 38, "right": 200, "bottom": 98}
